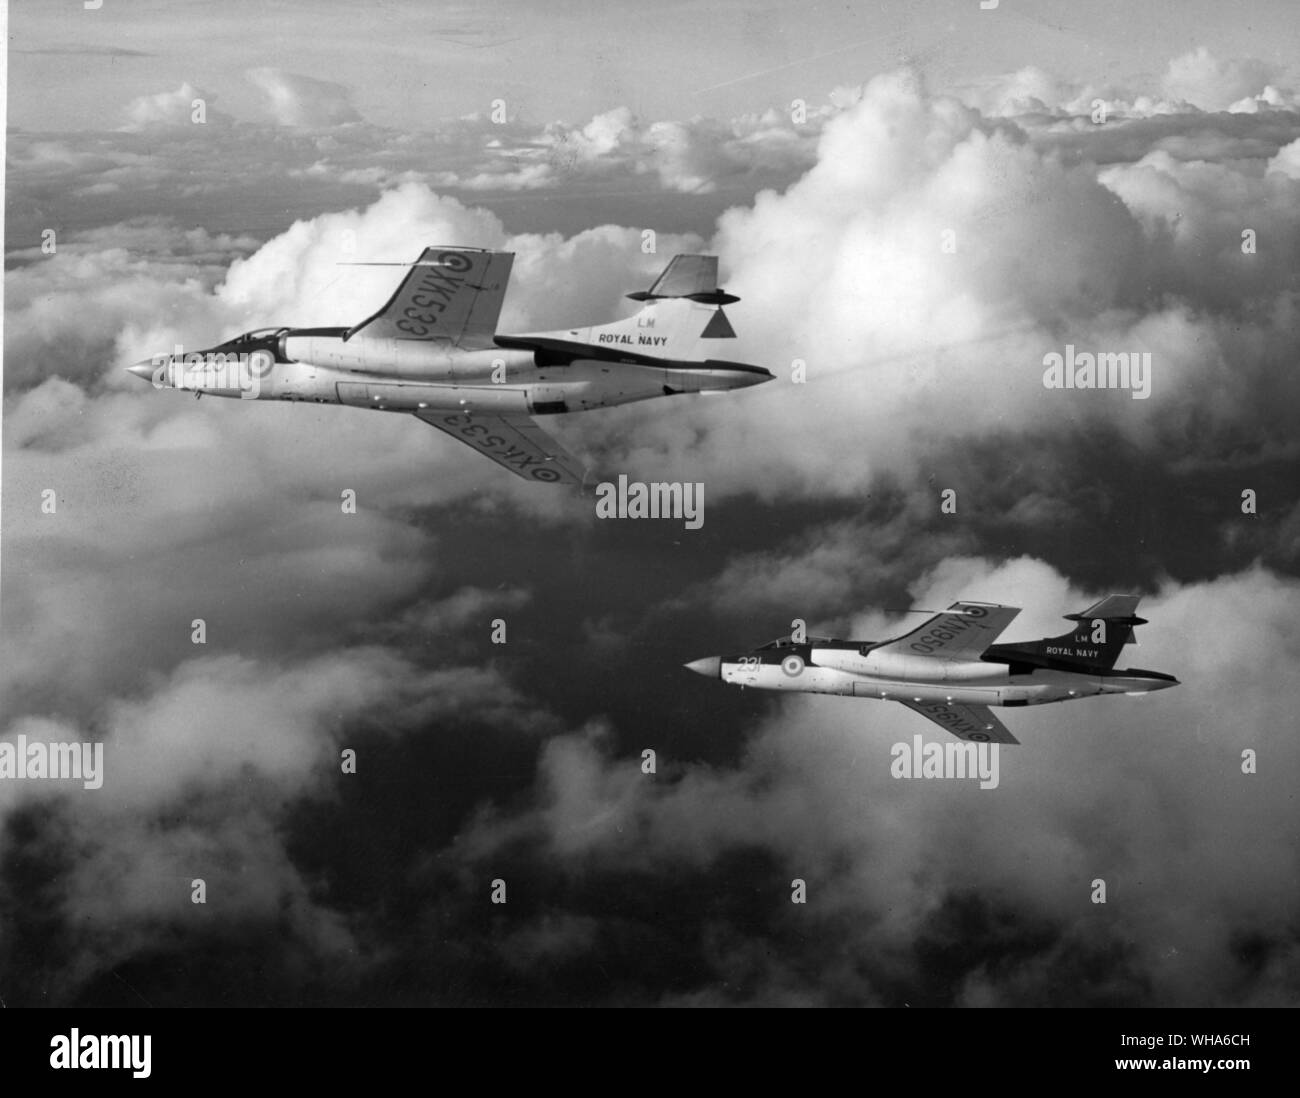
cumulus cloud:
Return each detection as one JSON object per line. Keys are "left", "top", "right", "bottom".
{"left": 960, "top": 66, "right": 1088, "bottom": 119}
{"left": 1161, "top": 48, "right": 1284, "bottom": 113}
{"left": 1267, "top": 135, "right": 1300, "bottom": 178}
{"left": 246, "top": 68, "right": 364, "bottom": 128}
{"left": 581, "top": 68, "right": 1300, "bottom": 501}
{"left": 0, "top": 647, "right": 537, "bottom": 1001}
{"left": 962, "top": 49, "right": 1299, "bottom": 121}
{"left": 436, "top": 106, "right": 819, "bottom": 194}
{"left": 121, "top": 82, "right": 232, "bottom": 129}
{"left": 700, "top": 508, "right": 974, "bottom": 628}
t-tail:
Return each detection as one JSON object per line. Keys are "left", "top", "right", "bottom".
{"left": 498, "top": 255, "right": 741, "bottom": 365}
{"left": 989, "top": 594, "right": 1147, "bottom": 672}
{"left": 599, "top": 254, "right": 740, "bottom": 356}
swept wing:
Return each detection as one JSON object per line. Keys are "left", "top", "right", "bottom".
{"left": 873, "top": 601, "right": 1021, "bottom": 661}
{"left": 899, "top": 700, "right": 1019, "bottom": 744}
{"left": 414, "top": 410, "right": 588, "bottom": 486}
{"left": 349, "top": 247, "right": 514, "bottom": 349}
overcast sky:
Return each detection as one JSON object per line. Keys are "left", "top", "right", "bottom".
{"left": 2, "top": 0, "right": 1299, "bottom": 1007}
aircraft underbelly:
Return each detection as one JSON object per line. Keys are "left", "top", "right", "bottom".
{"left": 558, "top": 361, "right": 668, "bottom": 409}
{"left": 850, "top": 680, "right": 1004, "bottom": 705}
{"left": 335, "top": 382, "right": 531, "bottom": 415}
{"left": 844, "top": 674, "right": 1084, "bottom": 706}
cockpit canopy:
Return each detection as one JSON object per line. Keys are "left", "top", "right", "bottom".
{"left": 757, "top": 634, "right": 837, "bottom": 650}
{"left": 212, "top": 327, "right": 289, "bottom": 355}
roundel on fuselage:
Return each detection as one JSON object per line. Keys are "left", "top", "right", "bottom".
{"left": 248, "top": 349, "right": 275, "bottom": 377}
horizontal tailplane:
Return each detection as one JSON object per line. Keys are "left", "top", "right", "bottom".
{"left": 994, "top": 594, "right": 1145, "bottom": 671}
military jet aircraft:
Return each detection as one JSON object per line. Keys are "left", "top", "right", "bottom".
{"left": 684, "top": 595, "right": 1178, "bottom": 744}
{"left": 126, "top": 248, "right": 771, "bottom": 485}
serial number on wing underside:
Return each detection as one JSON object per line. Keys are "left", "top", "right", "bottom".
{"left": 437, "top": 414, "right": 563, "bottom": 482}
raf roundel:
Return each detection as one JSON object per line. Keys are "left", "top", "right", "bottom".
{"left": 781, "top": 654, "right": 805, "bottom": 677}
{"left": 248, "top": 349, "right": 276, "bottom": 378}
{"left": 965, "top": 605, "right": 988, "bottom": 619}
{"left": 968, "top": 732, "right": 990, "bottom": 742}
{"left": 436, "top": 251, "right": 473, "bottom": 273}
{"left": 531, "top": 467, "right": 562, "bottom": 483}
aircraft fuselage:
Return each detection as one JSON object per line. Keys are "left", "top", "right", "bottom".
{"left": 130, "top": 327, "right": 767, "bottom": 417}
{"left": 693, "top": 642, "right": 1177, "bottom": 707}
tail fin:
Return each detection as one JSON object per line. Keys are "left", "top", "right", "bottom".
{"left": 496, "top": 254, "right": 740, "bottom": 362}
{"left": 999, "top": 594, "right": 1147, "bottom": 671}
{"left": 590, "top": 254, "right": 739, "bottom": 354}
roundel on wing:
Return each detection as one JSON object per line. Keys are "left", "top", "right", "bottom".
{"left": 436, "top": 251, "right": 473, "bottom": 273}
{"left": 965, "top": 605, "right": 988, "bottom": 619}
{"left": 968, "top": 732, "right": 990, "bottom": 742}
{"left": 531, "top": 466, "right": 562, "bottom": 483}
{"left": 781, "top": 654, "right": 804, "bottom": 677}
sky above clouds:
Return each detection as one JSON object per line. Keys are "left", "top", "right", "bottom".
{"left": 3, "top": 0, "right": 1299, "bottom": 1007}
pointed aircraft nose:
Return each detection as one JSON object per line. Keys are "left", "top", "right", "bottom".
{"left": 683, "top": 656, "right": 722, "bottom": 678}
{"left": 126, "top": 360, "right": 158, "bottom": 381}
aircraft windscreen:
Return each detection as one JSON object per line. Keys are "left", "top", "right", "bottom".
{"left": 213, "top": 328, "right": 287, "bottom": 354}
{"left": 757, "top": 635, "right": 835, "bottom": 650}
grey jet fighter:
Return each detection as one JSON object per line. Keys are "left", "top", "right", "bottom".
{"left": 684, "top": 595, "right": 1178, "bottom": 744}
{"left": 127, "top": 248, "right": 771, "bottom": 485}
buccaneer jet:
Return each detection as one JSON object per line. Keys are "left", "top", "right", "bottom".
{"left": 684, "top": 595, "right": 1178, "bottom": 744}
{"left": 126, "top": 248, "right": 771, "bottom": 485}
